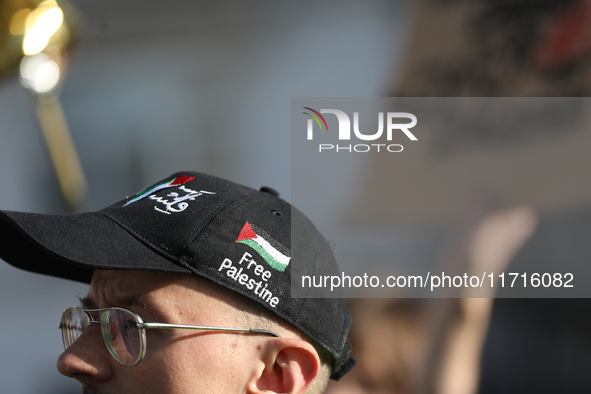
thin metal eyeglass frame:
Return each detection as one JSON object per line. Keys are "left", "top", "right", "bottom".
{"left": 59, "top": 306, "right": 280, "bottom": 367}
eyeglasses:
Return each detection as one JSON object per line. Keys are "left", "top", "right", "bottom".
{"left": 59, "top": 306, "right": 280, "bottom": 367}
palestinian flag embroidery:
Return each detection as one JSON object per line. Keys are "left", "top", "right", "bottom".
{"left": 123, "top": 175, "right": 195, "bottom": 207}
{"left": 236, "top": 222, "right": 291, "bottom": 272}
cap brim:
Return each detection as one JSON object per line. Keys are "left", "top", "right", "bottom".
{"left": 0, "top": 210, "right": 193, "bottom": 284}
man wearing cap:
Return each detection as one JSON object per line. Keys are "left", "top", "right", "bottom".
{"left": 0, "top": 171, "right": 355, "bottom": 393}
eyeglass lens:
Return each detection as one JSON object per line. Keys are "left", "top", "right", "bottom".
{"left": 61, "top": 308, "right": 89, "bottom": 349}
{"left": 101, "top": 308, "right": 143, "bottom": 366}
{"left": 60, "top": 308, "right": 145, "bottom": 367}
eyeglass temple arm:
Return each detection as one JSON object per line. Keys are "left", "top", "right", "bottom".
{"left": 137, "top": 322, "right": 281, "bottom": 337}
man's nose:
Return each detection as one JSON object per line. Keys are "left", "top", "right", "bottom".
{"left": 56, "top": 322, "right": 112, "bottom": 383}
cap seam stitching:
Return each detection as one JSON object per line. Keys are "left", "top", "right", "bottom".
{"left": 99, "top": 212, "right": 194, "bottom": 271}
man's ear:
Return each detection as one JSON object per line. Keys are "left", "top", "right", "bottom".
{"left": 248, "top": 337, "right": 321, "bottom": 394}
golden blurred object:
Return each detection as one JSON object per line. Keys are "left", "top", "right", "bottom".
{"left": 1, "top": 0, "right": 76, "bottom": 78}
{"left": 22, "top": 2, "right": 64, "bottom": 56}
{"left": 20, "top": 49, "right": 62, "bottom": 93}
{"left": 9, "top": 8, "right": 30, "bottom": 35}
{"left": 35, "top": 95, "right": 87, "bottom": 211}
{"left": 1, "top": 0, "right": 85, "bottom": 211}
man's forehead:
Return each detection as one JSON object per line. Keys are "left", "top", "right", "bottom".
{"left": 88, "top": 270, "right": 191, "bottom": 306}
{"left": 85, "top": 270, "right": 251, "bottom": 328}
{"left": 88, "top": 270, "right": 234, "bottom": 308}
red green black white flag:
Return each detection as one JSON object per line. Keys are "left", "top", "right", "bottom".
{"left": 123, "top": 175, "right": 195, "bottom": 207}
{"left": 236, "top": 222, "right": 291, "bottom": 272}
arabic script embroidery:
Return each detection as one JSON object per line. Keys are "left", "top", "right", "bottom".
{"left": 148, "top": 185, "right": 215, "bottom": 214}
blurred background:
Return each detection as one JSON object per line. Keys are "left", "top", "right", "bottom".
{"left": 0, "top": 0, "right": 410, "bottom": 392}
{"left": 1, "top": 0, "right": 591, "bottom": 393}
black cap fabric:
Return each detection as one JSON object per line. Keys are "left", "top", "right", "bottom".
{"left": 0, "top": 171, "right": 355, "bottom": 380}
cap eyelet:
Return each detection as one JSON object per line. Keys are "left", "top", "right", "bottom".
{"left": 271, "top": 210, "right": 282, "bottom": 216}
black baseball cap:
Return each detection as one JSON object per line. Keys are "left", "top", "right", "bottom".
{"left": 0, "top": 171, "right": 355, "bottom": 380}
